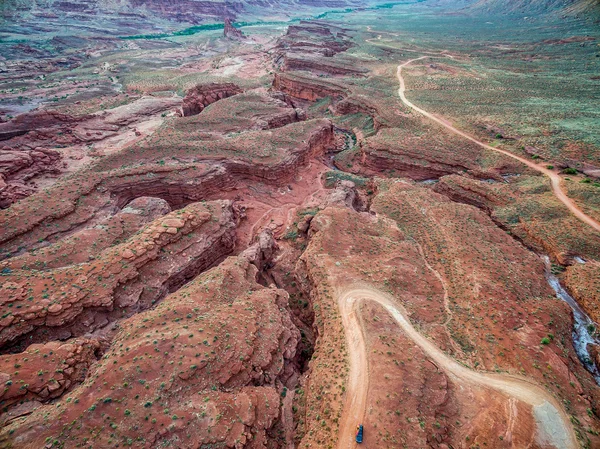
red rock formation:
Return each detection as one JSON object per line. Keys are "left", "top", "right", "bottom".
{"left": 223, "top": 17, "right": 243, "bottom": 39}
{"left": 272, "top": 73, "right": 347, "bottom": 103}
{"left": 273, "top": 21, "right": 362, "bottom": 79}
{"left": 279, "top": 22, "right": 354, "bottom": 56}
{"left": 282, "top": 55, "right": 368, "bottom": 76}
{"left": 359, "top": 127, "right": 486, "bottom": 180}
{"left": 0, "top": 255, "right": 300, "bottom": 448}
{"left": 295, "top": 182, "right": 600, "bottom": 447}
{"left": 0, "top": 201, "right": 238, "bottom": 348}
{"left": 3, "top": 197, "right": 170, "bottom": 270}
{"left": 0, "top": 147, "right": 62, "bottom": 208}
{"left": 0, "top": 338, "right": 100, "bottom": 417}
{"left": 181, "top": 83, "right": 243, "bottom": 116}
{"left": 0, "top": 110, "right": 81, "bottom": 141}
{"left": 0, "top": 119, "right": 335, "bottom": 258}
{"left": 564, "top": 260, "right": 600, "bottom": 323}
{"left": 433, "top": 174, "right": 513, "bottom": 214}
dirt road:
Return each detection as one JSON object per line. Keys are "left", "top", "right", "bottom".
{"left": 337, "top": 287, "right": 578, "bottom": 449}
{"left": 396, "top": 57, "right": 600, "bottom": 234}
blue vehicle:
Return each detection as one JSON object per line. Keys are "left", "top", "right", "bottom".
{"left": 356, "top": 424, "right": 364, "bottom": 444}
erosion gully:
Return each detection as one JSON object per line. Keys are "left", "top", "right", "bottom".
{"left": 543, "top": 256, "right": 600, "bottom": 385}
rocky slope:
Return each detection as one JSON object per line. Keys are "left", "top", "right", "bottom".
{"left": 0, "top": 116, "right": 334, "bottom": 259}
{"left": 565, "top": 261, "right": 600, "bottom": 323}
{"left": 0, "top": 97, "right": 181, "bottom": 207}
{"left": 1, "top": 197, "right": 171, "bottom": 270}
{"left": 433, "top": 174, "right": 600, "bottom": 264}
{"left": 294, "top": 182, "right": 600, "bottom": 448}
{"left": 181, "top": 83, "right": 242, "bottom": 117}
{"left": 0, "top": 201, "right": 238, "bottom": 349}
{"left": 0, "top": 252, "right": 300, "bottom": 448}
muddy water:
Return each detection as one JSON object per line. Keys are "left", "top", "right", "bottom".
{"left": 543, "top": 256, "right": 600, "bottom": 385}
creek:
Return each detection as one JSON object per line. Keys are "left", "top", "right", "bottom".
{"left": 543, "top": 256, "right": 600, "bottom": 385}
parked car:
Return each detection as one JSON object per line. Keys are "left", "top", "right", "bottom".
{"left": 356, "top": 424, "right": 364, "bottom": 444}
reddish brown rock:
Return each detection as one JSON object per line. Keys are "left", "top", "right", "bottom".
{"left": 272, "top": 73, "right": 348, "bottom": 103}
{"left": 181, "top": 83, "right": 243, "bottom": 117}
{"left": 0, "top": 201, "right": 238, "bottom": 348}
{"left": 433, "top": 174, "right": 514, "bottom": 214}
{"left": 564, "top": 261, "right": 600, "bottom": 323}
{"left": 0, "top": 338, "right": 101, "bottom": 416}
{"left": 294, "top": 182, "right": 600, "bottom": 448}
{"left": 2, "top": 196, "right": 171, "bottom": 270}
{"left": 0, "top": 255, "right": 300, "bottom": 448}
{"left": 223, "top": 17, "right": 243, "bottom": 39}
{"left": 282, "top": 55, "right": 368, "bottom": 77}
{"left": 278, "top": 22, "right": 354, "bottom": 57}
{"left": 0, "top": 147, "right": 62, "bottom": 208}
{"left": 0, "top": 119, "right": 334, "bottom": 259}
{"left": 359, "top": 127, "right": 502, "bottom": 181}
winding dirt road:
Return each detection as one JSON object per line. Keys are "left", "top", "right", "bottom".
{"left": 396, "top": 55, "right": 600, "bottom": 232}
{"left": 396, "top": 57, "right": 600, "bottom": 234}
{"left": 336, "top": 287, "right": 578, "bottom": 449}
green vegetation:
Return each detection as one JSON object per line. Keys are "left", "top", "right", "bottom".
{"left": 323, "top": 171, "right": 368, "bottom": 188}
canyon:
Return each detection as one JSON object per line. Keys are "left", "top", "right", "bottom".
{"left": 0, "top": 1, "right": 599, "bottom": 448}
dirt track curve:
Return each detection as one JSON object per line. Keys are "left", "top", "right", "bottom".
{"left": 336, "top": 287, "right": 578, "bottom": 449}
{"left": 396, "top": 57, "right": 600, "bottom": 234}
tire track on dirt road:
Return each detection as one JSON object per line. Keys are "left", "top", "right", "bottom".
{"left": 336, "top": 286, "right": 578, "bottom": 449}
{"left": 396, "top": 57, "right": 600, "bottom": 234}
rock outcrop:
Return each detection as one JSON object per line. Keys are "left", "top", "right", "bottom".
{"left": 0, "top": 119, "right": 335, "bottom": 258}
{"left": 181, "top": 83, "right": 243, "bottom": 117}
{"left": 0, "top": 147, "right": 62, "bottom": 208}
{"left": 223, "top": 17, "right": 244, "bottom": 39}
{"left": 0, "top": 201, "right": 238, "bottom": 348}
{"left": 324, "top": 179, "right": 363, "bottom": 210}
{"left": 564, "top": 261, "right": 600, "bottom": 323}
{"left": 272, "top": 73, "right": 348, "bottom": 103}
{"left": 0, "top": 96, "right": 181, "bottom": 206}
{"left": 0, "top": 338, "right": 101, "bottom": 418}
{"left": 432, "top": 174, "right": 600, "bottom": 263}
{"left": 0, "top": 255, "right": 300, "bottom": 448}
{"left": 2, "top": 196, "right": 171, "bottom": 270}
{"left": 241, "top": 229, "right": 278, "bottom": 271}
{"left": 359, "top": 127, "right": 489, "bottom": 180}
{"left": 433, "top": 174, "right": 512, "bottom": 214}
{"left": 277, "top": 21, "right": 354, "bottom": 57}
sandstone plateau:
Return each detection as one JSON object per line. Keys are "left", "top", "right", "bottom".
{"left": 0, "top": 1, "right": 599, "bottom": 448}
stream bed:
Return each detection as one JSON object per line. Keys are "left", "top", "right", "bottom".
{"left": 543, "top": 256, "right": 600, "bottom": 385}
